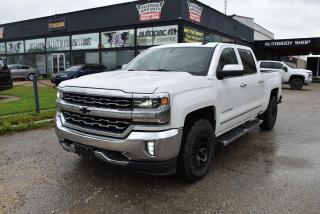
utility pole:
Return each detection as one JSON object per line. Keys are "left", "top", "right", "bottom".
{"left": 224, "top": 0, "right": 228, "bottom": 14}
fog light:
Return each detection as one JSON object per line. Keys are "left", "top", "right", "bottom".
{"left": 146, "top": 141, "right": 155, "bottom": 156}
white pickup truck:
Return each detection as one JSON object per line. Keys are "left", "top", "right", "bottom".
{"left": 55, "top": 43, "right": 282, "bottom": 182}
{"left": 258, "top": 60, "right": 313, "bottom": 90}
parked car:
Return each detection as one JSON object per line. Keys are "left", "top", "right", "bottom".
{"left": 0, "top": 60, "right": 13, "bottom": 92}
{"left": 8, "top": 64, "right": 39, "bottom": 81}
{"left": 55, "top": 43, "right": 282, "bottom": 182}
{"left": 258, "top": 60, "right": 313, "bottom": 90}
{"left": 51, "top": 64, "right": 107, "bottom": 85}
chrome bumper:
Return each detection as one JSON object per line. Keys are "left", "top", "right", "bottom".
{"left": 55, "top": 114, "right": 183, "bottom": 162}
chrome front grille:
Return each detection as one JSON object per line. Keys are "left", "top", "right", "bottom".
{"left": 63, "top": 92, "right": 132, "bottom": 110}
{"left": 63, "top": 111, "right": 132, "bottom": 135}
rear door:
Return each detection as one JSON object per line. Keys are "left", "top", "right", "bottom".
{"left": 238, "top": 48, "right": 263, "bottom": 118}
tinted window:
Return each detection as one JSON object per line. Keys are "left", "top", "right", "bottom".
{"left": 260, "top": 62, "right": 274, "bottom": 69}
{"left": 273, "top": 62, "right": 283, "bottom": 69}
{"left": 217, "top": 48, "right": 239, "bottom": 71}
{"left": 238, "top": 49, "right": 257, "bottom": 74}
{"left": 21, "top": 66, "right": 30, "bottom": 69}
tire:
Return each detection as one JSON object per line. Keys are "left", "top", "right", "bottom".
{"left": 290, "top": 78, "right": 304, "bottom": 90}
{"left": 260, "top": 96, "right": 278, "bottom": 131}
{"left": 178, "top": 119, "right": 216, "bottom": 182}
{"left": 28, "top": 73, "right": 35, "bottom": 81}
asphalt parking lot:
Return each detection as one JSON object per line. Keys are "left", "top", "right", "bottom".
{"left": 1, "top": 84, "right": 320, "bottom": 214}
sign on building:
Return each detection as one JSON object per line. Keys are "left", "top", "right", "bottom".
{"left": 183, "top": 27, "right": 204, "bottom": 43}
{"left": 136, "top": 1, "right": 165, "bottom": 22}
{"left": 187, "top": 1, "right": 203, "bottom": 23}
{"left": 0, "top": 27, "right": 4, "bottom": 39}
{"left": 72, "top": 33, "right": 99, "bottom": 50}
{"left": 101, "top": 29, "right": 135, "bottom": 48}
{"left": 137, "top": 25, "right": 178, "bottom": 46}
{"left": 7, "top": 41, "right": 24, "bottom": 54}
{"left": 48, "top": 18, "right": 66, "bottom": 32}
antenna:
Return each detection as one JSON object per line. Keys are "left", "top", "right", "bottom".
{"left": 224, "top": 0, "right": 228, "bottom": 14}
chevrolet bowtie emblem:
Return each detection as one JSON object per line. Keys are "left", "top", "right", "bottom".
{"left": 79, "top": 107, "right": 91, "bottom": 114}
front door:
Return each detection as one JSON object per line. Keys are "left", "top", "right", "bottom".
{"left": 52, "top": 53, "right": 65, "bottom": 74}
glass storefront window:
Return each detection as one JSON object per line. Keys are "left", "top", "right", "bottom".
{"left": 101, "top": 29, "right": 134, "bottom": 48}
{"left": 0, "top": 56, "right": 7, "bottom": 64}
{"left": 7, "top": 55, "right": 24, "bottom": 64}
{"left": 72, "top": 52, "right": 99, "bottom": 65}
{"left": 137, "top": 25, "right": 178, "bottom": 46}
{"left": 7, "top": 41, "right": 24, "bottom": 54}
{"left": 25, "top": 38, "right": 45, "bottom": 53}
{"left": 205, "top": 33, "right": 222, "bottom": 43}
{"left": 72, "top": 33, "right": 99, "bottom": 50}
{"left": 0, "top": 43, "right": 5, "bottom": 54}
{"left": 25, "top": 54, "right": 46, "bottom": 74}
{"left": 101, "top": 50, "right": 135, "bottom": 70}
{"left": 183, "top": 27, "right": 204, "bottom": 43}
{"left": 46, "top": 36, "right": 70, "bottom": 52}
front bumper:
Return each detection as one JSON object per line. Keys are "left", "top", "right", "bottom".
{"left": 305, "top": 78, "right": 312, "bottom": 85}
{"left": 55, "top": 114, "right": 183, "bottom": 175}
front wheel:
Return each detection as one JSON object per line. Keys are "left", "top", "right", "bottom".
{"left": 290, "top": 78, "right": 304, "bottom": 90}
{"left": 260, "top": 96, "right": 278, "bottom": 131}
{"left": 178, "top": 119, "right": 216, "bottom": 182}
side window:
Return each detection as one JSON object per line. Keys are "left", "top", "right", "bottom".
{"left": 273, "top": 62, "right": 283, "bottom": 69}
{"left": 238, "top": 49, "right": 257, "bottom": 74}
{"left": 260, "top": 62, "right": 273, "bottom": 69}
{"left": 217, "top": 48, "right": 239, "bottom": 71}
{"left": 21, "top": 66, "right": 29, "bottom": 69}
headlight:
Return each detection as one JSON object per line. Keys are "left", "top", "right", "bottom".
{"left": 57, "top": 89, "right": 63, "bottom": 99}
{"left": 133, "top": 97, "right": 169, "bottom": 109}
{"left": 132, "top": 93, "right": 170, "bottom": 125}
{"left": 61, "top": 75, "right": 68, "bottom": 78}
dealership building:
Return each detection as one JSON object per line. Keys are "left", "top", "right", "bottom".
{"left": 0, "top": 0, "right": 256, "bottom": 75}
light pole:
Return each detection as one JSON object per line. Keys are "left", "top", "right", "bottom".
{"left": 224, "top": 0, "right": 228, "bottom": 14}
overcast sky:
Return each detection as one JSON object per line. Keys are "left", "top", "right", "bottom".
{"left": 1, "top": 0, "right": 319, "bottom": 39}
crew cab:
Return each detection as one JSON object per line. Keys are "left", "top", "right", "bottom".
{"left": 258, "top": 60, "right": 312, "bottom": 90}
{"left": 55, "top": 43, "right": 282, "bottom": 182}
{"left": 0, "top": 60, "right": 13, "bottom": 92}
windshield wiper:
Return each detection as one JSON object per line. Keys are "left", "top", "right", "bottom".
{"left": 146, "top": 69, "right": 173, "bottom": 72}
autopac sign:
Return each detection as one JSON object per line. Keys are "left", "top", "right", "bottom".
{"left": 187, "top": 1, "right": 203, "bottom": 23}
{"left": 136, "top": 1, "right": 165, "bottom": 22}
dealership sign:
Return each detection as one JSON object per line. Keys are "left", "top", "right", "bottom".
{"left": 72, "top": 33, "right": 99, "bottom": 50}
{"left": 264, "top": 39, "right": 312, "bottom": 48}
{"left": 0, "top": 27, "right": 4, "bottom": 39}
{"left": 136, "top": 1, "right": 164, "bottom": 21}
{"left": 46, "top": 36, "right": 70, "bottom": 51}
{"left": 137, "top": 25, "right": 178, "bottom": 46}
{"left": 48, "top": 18, "right": 66, "bottom": 32}
{"left": 187, "top": 1, "right": 203, "bottom": 23}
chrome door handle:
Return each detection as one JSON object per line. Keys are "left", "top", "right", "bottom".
{"left": 258, "top": 80, "right": 264, "bottom": 84}
{"left": 240, "top": 83, "right": 247, "bottom": 88}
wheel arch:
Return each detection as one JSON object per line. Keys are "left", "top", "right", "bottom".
{"left": 183, "top": 106, "right": 216, "bottom": 133}
{"left": 289, "top": 75, "right": 305, "bottom": 82}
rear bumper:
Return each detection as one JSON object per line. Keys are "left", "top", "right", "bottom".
{"left": 55, "top": 114, "right": 183, "bottom": 175}
{"left": 0, "top": 81, "right": 13, "bottom": 91}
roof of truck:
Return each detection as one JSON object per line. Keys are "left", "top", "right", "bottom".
{"left": 151, "top": 42, "right": 252, "bottom": 50}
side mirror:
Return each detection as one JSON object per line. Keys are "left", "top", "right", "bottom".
{"left": 283, "top": 67, "right": 288, "bottom": 72}
{"left": 121, "top": 64, "right": 128, "bottom": 70}
{"left": 217, "top": 64, "right": 244, "bottom": 80}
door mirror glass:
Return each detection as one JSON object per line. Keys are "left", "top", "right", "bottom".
{"left": 217, "top": 64, "right": 244, "bottom": 80}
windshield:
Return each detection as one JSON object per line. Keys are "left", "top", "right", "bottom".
{"left": 64, "top": 66, "right": 82, "bottom": 72}
{"left": 125, "top": 47, "right": 215, "bottom": 76}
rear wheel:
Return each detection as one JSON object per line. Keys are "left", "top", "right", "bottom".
{"left": 290, "top": 78, "right": 303, "bottom": 90}
{"left": 27, "top": 73, "right": 35, "bottom": 81}
{"left": 178, "top": 119, "right": 216, "bottom": 182}
{"left": 260, "top": 96, "right": 278, "bottom": 131}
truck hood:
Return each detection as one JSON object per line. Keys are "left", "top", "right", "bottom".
{"left": 59, "top": 71, "right": 197, "bottom": 93}
{"left": 292, "top": 69, "right": 312, "bottom": 75}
